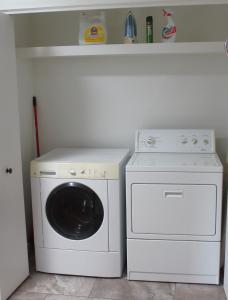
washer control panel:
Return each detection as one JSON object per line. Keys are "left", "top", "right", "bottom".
{"left": 31, "top": 162, "right": 119, "bottom": 179}
{"left": 66, "top": 167, "right": 107, "bottom": 179}
{"left": 135, "top": 129, "right": 215, "bottom": 153}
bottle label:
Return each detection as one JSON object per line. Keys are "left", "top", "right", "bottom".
{"left": 162, "top": 26, "right": 176, "bottom": 40}
{"left": 84, "top": 24, "right": 106, "bottom": 43}
{"left": 146, "top": 27, "right": 153, "bottom": 43}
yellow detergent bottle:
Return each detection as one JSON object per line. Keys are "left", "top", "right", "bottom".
{"left": 79, "top": 12, "right": 107, "bottom": 45}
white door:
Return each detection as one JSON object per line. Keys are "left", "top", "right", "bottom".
{"left": 0, "top": 14, "right": 29, "bottom": 300}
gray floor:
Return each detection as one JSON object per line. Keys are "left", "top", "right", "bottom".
{"left": 9, "top": 268, "right": 227, "bottom": 300}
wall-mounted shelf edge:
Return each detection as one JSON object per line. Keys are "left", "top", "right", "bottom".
{"left": 3, "top": 0, "right": 228, "bottom": 14}
{"left": 16, "top": 42, "right": 226, "bottom": 59}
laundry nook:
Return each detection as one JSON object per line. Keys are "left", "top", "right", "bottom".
{"left": 0, "top": 1, "right": 228, "bottom": 300}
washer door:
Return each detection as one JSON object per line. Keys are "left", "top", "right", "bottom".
{"left": 46, "top": 182, "right": 104, "bottom": 240}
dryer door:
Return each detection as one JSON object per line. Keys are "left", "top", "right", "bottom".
{"left": 41, "top": 178, "right": 108, "bottom": 251}
{"left": 130, "top": 183, "right": 217, "bottom": 239}
{"left": 46, "top": 182, "right": 104, "bottom": 240}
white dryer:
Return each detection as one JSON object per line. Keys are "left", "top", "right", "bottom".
{"left": 31, "top": 148, "right": 129, "bottom": 277}
{"left": 126, "top": 129, "right": 223, "bottom": 284}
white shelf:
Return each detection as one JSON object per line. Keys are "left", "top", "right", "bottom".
{"left": 0, "top": 0, "right": 228, "bottom": 14}
{"left": 2, "top": 0, "right": 228, "bottom": 14}
{"left": 16, "top": 42, "right": 226, "bottom": 59}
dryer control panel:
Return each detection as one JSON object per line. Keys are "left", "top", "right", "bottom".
{"left": 135, "top": 129, "right": 215, "bottom": 153}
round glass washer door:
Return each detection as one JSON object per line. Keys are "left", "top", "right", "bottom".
{"left": 46, "top": 182, "right": 104, "bottom": 240}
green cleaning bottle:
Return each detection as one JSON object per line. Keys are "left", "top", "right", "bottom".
{"left": 146, "top": 16, "right": 153, "bottom": 43}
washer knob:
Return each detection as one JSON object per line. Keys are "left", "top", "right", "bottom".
{"left": 69, "top": 169, "right": 76, "bottom": 176}
{"left": 204, "top": 139, "right": 209, "bottom": 145}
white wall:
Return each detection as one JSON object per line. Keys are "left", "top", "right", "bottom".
{"left": 32, "top": 55, "right": 228, "bottom": 161}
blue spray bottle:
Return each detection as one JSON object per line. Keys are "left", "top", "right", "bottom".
{"left": 124, "top": 11, "right": 137, "bottom": 44}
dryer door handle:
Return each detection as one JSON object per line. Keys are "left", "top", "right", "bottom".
{"left": 163, "top": 191, "right": 183, "bottom": 198}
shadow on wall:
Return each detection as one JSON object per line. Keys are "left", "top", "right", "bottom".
{"left": 217, "top": 138, "right": 228, "bottom": 183}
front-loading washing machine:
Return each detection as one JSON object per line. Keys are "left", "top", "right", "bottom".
{"left": 126, "top": 129, "right": 223, "bottom": 284}
{"left": 31, "top": 148, "right": 129, "bottom": 277}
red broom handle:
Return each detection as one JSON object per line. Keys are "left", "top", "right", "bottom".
{"left": 33, "top": 96, "right": 40, "bottom": 157}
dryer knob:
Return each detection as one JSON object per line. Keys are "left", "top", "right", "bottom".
{"left": 147, "top": 137, "right": 156, "bottom": 145}
{"left": 181, "top": 139, "right": 188, "bottom": 145}
{"left": 192, "top": 138, "right": 198, "bottom": 144}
